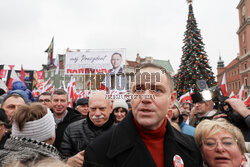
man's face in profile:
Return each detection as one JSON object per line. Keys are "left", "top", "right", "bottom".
{"left": 111, "top": 53, "right": 122, "bottom": 69}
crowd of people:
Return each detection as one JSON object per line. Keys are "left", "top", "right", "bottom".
{"left": 0, "top": 63, "right": 249, "bottom": 167}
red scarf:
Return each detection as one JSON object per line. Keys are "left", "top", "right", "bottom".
{"left": 134, "top": 118, "right": 167, "bottom": 167}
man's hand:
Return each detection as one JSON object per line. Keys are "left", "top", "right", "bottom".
{"left": 225, "top": 98, "right": 250, "bottom": 118}
{"left": 67, "top": 150, "right": 85, "bottom": 167}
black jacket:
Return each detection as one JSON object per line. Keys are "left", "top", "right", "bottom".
{"left": 53, "top": 107, "right": 81, "bottom": 151}
{"left": 83, "top": 112, "right": 203, "bottom": 167}
{"left": 60, "top": 113, "right": 116, "bottom": 157}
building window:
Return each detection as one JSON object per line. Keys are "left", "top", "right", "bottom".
{"left": 244, "top": 63, "right": 247, "bottom": 70}
{"left": 232, "top": 83, "right": 234, "bottom": 90}
{"left": 239, "top": 81, "right": 240, "bottom": 88}
{"left": 242, "top": 34, "right": 245, "bottom": 42}
{"left": 229, "top": 84, "right": 231, "bottom": 90}
{"left": 235, "top": 82, "right": 237, "bottom": 89}
{"left": 245, "top": 78, "right": 248, "bottom": 87}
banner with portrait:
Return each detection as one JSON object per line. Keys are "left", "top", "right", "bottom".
{"left": 65, "top": 49, "right": 126, "bottom": 75}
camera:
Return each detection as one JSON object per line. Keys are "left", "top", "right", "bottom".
{"left": 196, "top": 86, "right": 247, "bottom": 129}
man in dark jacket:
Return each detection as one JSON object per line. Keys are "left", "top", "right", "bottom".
{"left": 83, "top": 63, "right": 203, "bottom": 167}
{"left": 60, "top": 91, "right": 115, "bottom": 167}
{"left": 51, "top": 89, "right": 81, "bottom": 151}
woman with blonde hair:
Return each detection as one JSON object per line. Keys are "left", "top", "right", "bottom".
{"left": 195, "top": 119, "right": 249, "bottom": 167}
{"left": 0, "top": 103, "right": 61, "bottom": 166}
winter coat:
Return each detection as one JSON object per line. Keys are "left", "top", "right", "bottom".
{"left": 60, "top": 113, "right": 116, "bottom": 157}
{"left": 53, "top": 107, "right": 82, "bottom": 151}
{"left": 0, "top": 136, "right": 61, "bottom": 166}
{"left": 83, "top": 112, "right": 203, "bottom": 167}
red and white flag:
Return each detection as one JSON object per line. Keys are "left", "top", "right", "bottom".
{"left": 244, "top": 95, "right": 250, "bottom": 107}
{"left": 229, "top": 91, "right": 236, "bottom": 98}
{"left": 0, "top": 69, "right": 7, "bottom": 78}
{"left": 221, "top": 73, "right": 228, "bottom": 96}
{"left": 0, "top": 80, "right": 8, "bottom": 92}
{"left": 20, "top": 65, "right": 25, "bottom": 82}
{"left": 7, "top": 69, "right": 20, "bottom": 89}
{"left": 179, "top": 92, "right": 192, "bottom": 103}
{"left": 237, "top": 85, "right": 245, "bottom": 99}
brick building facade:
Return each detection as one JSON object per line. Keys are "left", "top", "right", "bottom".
{"left": 217, "top": 0, "right": 250, "bottom": 98}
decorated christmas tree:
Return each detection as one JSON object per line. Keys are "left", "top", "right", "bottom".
{"left": 175, "top": 0, "right": 216, "bottom": 98}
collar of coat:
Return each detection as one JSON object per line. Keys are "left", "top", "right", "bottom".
{"left": 106, "top": 111, "right": 197, "bottom": 159}
{"left": 86, "top": 112, "right": 116, "bottom": 131}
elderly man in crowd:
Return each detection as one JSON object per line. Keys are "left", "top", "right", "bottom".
{"left": 83, "top": 63, "right": 202, "bottom": 167}
{"left": 60, "top": 91, "right": 115, "bottom": 167}
{"left": 75, "top": 98, "right": 89, "bottom": 118}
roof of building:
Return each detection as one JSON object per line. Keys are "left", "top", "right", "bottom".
{"left": 153, "top": 59, "right": 175, "bottom": 73}
{"left": 126, "top": 60, "right": 138, "bottom": 67}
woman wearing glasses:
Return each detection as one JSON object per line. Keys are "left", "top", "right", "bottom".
{"left": 195, "top": 119, "right": 249, "bottom": 167}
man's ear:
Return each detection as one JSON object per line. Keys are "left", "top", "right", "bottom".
{"left": 170, "top": 91, "right": 177, "bottom": 108}
{"left": 166, "top": 109, "right": 173, "bottom": 120}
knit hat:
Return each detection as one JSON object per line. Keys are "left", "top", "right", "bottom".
{"left": 113, "top": 99, "right": 128, "bottom": 112}
{"left": 76, "top": 98, "right": 89, "bottom": 106}
{"left": 12, "top": 109, "right": 56, "bottom": 142}
{"left": 7, "top": 89, "right": 30, "bottom": 104}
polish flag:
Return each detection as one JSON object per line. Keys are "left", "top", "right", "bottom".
{"left": 237, "top": 85, "right": 245, "bottom": 99}
{"left": 190, "top": 89, "right": 194, "bottom": 95}
{"left": 45, "top": 82, "right": 54, "bottom": 92}
{"left": 0, "top": 80, "right": 8, "bottom": 92}
{"left": 7, "top": 69, "right": 20, "bottom": 89}
{"left": 179, "top": 92, "right": 192, "bottom": 103}
{"left": 221, "top": 73, "right": 228, "bottom": 96}
{"left": 97, "top": 82, "right": 109, "bottom": 91}
{"left": 0, "top": 69, "right": 7, "bottom": 78}
{"left": 244, "top": 95, "right": 250, "bottom": 107}
{"left": 20, "top": 65, "right": 25, "bottom": 82}
{"left": 229, "top": 91, "right": 236, "bottom": 98}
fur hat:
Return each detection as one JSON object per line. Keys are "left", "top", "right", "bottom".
{"left": 113, "top": 99, "right": 128, "bottom": 112}
{"left": 76, "top": 98, "right": 89, "bottom": 106}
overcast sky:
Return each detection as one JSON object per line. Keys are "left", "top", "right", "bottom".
{"left": 0, "top": 0, "right": 240, "bottom": 78}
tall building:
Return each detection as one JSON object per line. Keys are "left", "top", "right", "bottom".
{"left": 217, "top": 0, "right": 250, "bottom": 98}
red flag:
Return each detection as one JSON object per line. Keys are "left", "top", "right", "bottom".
{"left": 7, "top": 69, "right": 20, "bottom": 89}
{"left": 0, "top": 69, "right": 7, "bottom": 78}
{"left": 36, "top": 71, "right": 44, "bottom": 80}
{"left": 179, "top": 92, "right": 192, "bottom": 103}
{"left": 244, "top": 95, "right": 250, "bottom": 107}
{"left": 229, "top": 91, "right": 236, "bottom": 98}
{"left": 237, "top": 85, "right": 245, "bottom": 99}
{"left": 8, "top": 65, "right": 15, "bottom": 70}
{"left": 221, "top": 73, "right": 228, "bottom": 96}
{"left": 20, "top": 65, "right": 25, "bottom": 82}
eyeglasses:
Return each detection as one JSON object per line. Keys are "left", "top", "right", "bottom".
{"left": 38, "top": 99, "right": 51, "bottom": 103}
{"left": 202, "top": 137, "right": 238, "bottom": 150}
